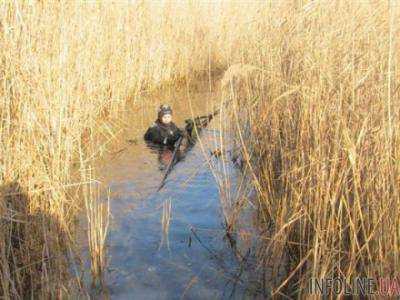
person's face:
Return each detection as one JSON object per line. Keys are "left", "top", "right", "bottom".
{"left": 161, "top": 114, "right": 172, "bottom": 124}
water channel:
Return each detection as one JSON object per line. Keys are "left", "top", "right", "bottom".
{"left": 85, "top": 81, "right": 263, "bottom": 299}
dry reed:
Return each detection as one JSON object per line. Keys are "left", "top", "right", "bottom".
{"left": 220, "top": 1, "right": 400, "bottom": 297}
{"left": 1, "top": 0, "right": 399, "bottom": 298}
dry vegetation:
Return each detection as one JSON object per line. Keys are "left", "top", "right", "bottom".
{"left": 0, "top": 0, "right": 399, "bottom": 298}
{"left": 222, "top": 1, "right": 400, "bottom": 297}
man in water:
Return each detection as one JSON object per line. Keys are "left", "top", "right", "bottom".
{"left": 144, "top": 104, "right": 186, "bottom": 170}
{"left": 144, "top": 104, "right": 184, "bottom": 147}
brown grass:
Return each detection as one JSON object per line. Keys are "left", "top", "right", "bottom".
{"left": 1, "top": 0, "right": 399, "bottom": 298}
{"left": 220, "top": 1, "right": 400, "bottom": 297}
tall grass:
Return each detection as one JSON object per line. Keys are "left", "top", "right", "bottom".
{"left": 221, "top": 1, "right": 400, "bottom": 297}
{"left": 0, "top": 1, "right": 264, "bottom": 296}
{"left": 1, "top": 0, "right": 399, "bottom": 298}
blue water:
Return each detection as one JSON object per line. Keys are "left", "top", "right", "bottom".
{"left": 93, "top": 129, "right": 259, "bottom": 299}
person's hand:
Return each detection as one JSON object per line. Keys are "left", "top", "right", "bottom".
{"left": 172, "top": 130, "right": 184, "bottom": 142}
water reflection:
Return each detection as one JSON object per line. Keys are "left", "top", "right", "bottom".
{"left": 88, "top": 83, "right": 262, "bottom": 299}
{"left": 96, "top": 129, "right": 261, "bottom": 299}
{"left": 145, "top": 141, "right": 182, "bottom": 172}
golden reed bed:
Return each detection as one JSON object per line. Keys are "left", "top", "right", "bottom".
{"left": 1, "top": 1, "right": 399, "bottom": 298}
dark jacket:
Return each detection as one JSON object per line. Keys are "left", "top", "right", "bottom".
{"left": 144, "top": 120, "right": 184, "bottom": 147}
